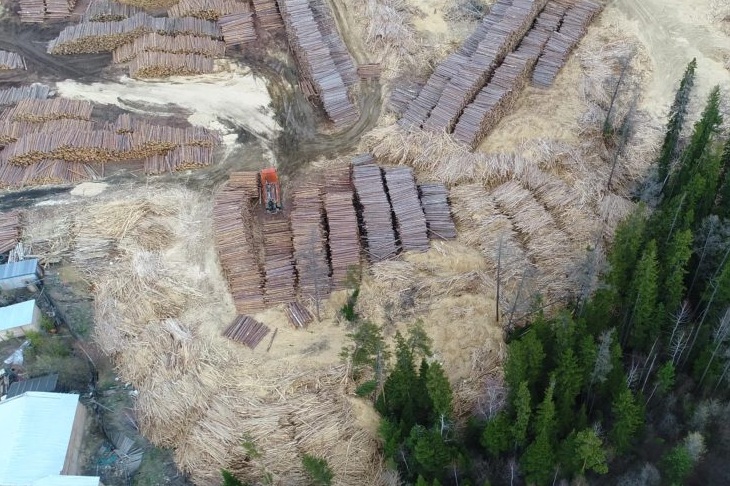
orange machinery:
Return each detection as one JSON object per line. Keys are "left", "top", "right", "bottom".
{"left": 259, "top": 167, "right": 283, "bottom": 213}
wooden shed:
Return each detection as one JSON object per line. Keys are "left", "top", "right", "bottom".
{"left": 0, "top": 299, "right": 41, "bottom": 341}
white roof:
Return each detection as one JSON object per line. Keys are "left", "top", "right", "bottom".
{"left": 0, "top": 392, "right": 92, "bottom": 486}
{"left": 31, "top": 476, "right": 99, "bottom": 486}
{"left": 0, "top": 300, "right": 36, "bottom": 333}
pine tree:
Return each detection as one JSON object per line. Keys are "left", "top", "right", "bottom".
{"left": 426, "top": 361, "right": 453, "bottom": 427}
{"left": 713, "top": 137, "right": 730, "bottom": 219}
{"left": 341, "top": 321, "right": 388, "bottom": 381}
{"left": 481, "top": 412, "right": 511, "bottom": 456}
{"left": 573, "top": 428, "right": 608, "bottom": 475}
{"left": 512, "top": 381, "right": 532, "bottom": 449}
{"left": 504, "top": 329, "right": 546, "bottom": 396}
{"left": 657, "top": 59, "right": 697, "bottom": 182}
{"left": 409, "top": 425, "right": 454, "bottom": 479}
{"left": 626, "top": 240, "right": 660, "bottom": 352}
{"left": 554, "top": 347, "right": 584, "bottom": 434}
{"left": 407, "top": 320, "right": 433, "bottom": 358}
{"left": 521, "top": 430, "right": 555, "bottom": 486}
{"left": 607, "top": 209, "right": 648, "bottom": 308}
{"left": 609, "top": 386, "right": 643, "bottom": 453}
{"left": 661, "top": 444, "right": 693, "bottom": 486}
{"left": 660, "top": 229, "right": 693, "bottom": 316}
{"left": 533, "top": 379, "right": 557, "bottom": 443}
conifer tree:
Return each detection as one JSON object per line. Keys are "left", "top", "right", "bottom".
{"left": 554, "top": 347, "right": 584, "bottom": 434}
{"left": 605, "top": 208, "right": 648, "bottom": 314}
{"left": 609, "top": 386, "right": 643, "bottom": 453}
{"left": 481, "top": 413, "right": 511, "bottom": 456}
{"left": 426, "top": 361, "right": 453, "bottom": 430}
{"left": 512, "top": 381, "right": 532, "bottom": 449}
{"left": 660, "top": 229, "right": 693, "bottom": 316}
{"left": 504, "top": 329, "right": 546, "bottom": 396}
{"left": 574, "top": 428, "right": 608, "bottom": 475}
{"left": 626, "top": 240, "right": 660, "bottom": 352}
{"left": 657, "top": 59, "right": 697, "bottom": 182}
{"left": 713, "top": 137, "right": 730, "bottom": 219}
{"left": 521, "top": 431, "right": 555, "bottom": 486}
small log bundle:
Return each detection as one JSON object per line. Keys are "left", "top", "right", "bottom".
{"left": 285, "top": 301, "right": 313, "bottom": 328}
{"left": 383, "top": 167, "right": 429, "bottom": 252}
{"left": 290, "top": 186, "right": 332, "bottom": 301}
{"left": 532, "top": 0, "right": 603, "bottom": 87}
{"left": 217, "top": 12, "right": 256, "bottom": 47}
{"left": 169, "top": 0, "right": 248, "bottom": 21}
{"left": 84, "top": 0, "right": 141, "bottom": 22}
{"left": 0, "top": 210, "right": 21, "bottom": 253}
{"left": 213, "top": 186, "right": 265, "bottom": 313}
{"left": 5, "top": 98, "right": 93, "bottom": 123}
{"left": 0, "top": 159, "right": 97, "bottom": 188}
{"left": 0, "top": 84, "right": 51, "bottom": 107}
{"left": 418, "top": 183, "right": 457, "bottom": 240}
{"left": 278, "top": 0, "right": 358, "bottom": 128}
{"left": 0, "top": 51, "right": 26, "bottom": 70}
{"left": 113, "top": 33, "right": 225, "bottom": 63}
{"left": 352, "top": 162, "right": 398, "bottom": 262}
{"left": 251, "top": 0, "right": 284, "bottom": 31}
{"left": 324, "top": 190, "right": 360, "bottom": 289}
{"left": 19, "top": 0, "right": 75, "bottom": 22}
{"left": 227, "top": 171, "right": 259, "bottom": 193}
{"left": 224, "top": 315, "right": 270, "bottom": 349}
{"left": 46, "top": 0, "right": 76, "bottom": 20}
{"left": 262, "top": 215, "right": 297, "bottom": 305}
{"left": 356, "top": 63, "right": 381, "bottom": 79}
{"left": 48, "top": 13, "right": 221, "bottom": 54}
{"left": 0, "top": 119, "right": 96, "bottom": 146}
{"left": 129, "top": 51, "right": 215, "bottom": 77}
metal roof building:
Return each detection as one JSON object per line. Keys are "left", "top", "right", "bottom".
{"left": 0, "top": 299, "right": 41, "bottom": 342}
{"left": 0, "top": 259, "right": 43, "bottom": 291}
{"left": 6, "top": 374, "right": 58, "bottom": 399}
{"left": 0, "top": 392, "right": 100, "bottom": 486}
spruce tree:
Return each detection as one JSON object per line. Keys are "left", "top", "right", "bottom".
{"left": 606, "top": 208, "right": 648, "bottom": 311}
{"left": 626, "top": 240, "right": 660, "bottom": 352}
{"left": 657, "top": 59, "right": 697, "bottom": 182}
{"left": 554, "top": 347, "right": 584, "bottom": 434}
{"left": 713, "top": 137, "right": 730, "bottom": 219}
{"left": 573, "top": 428, "right": 608, "bottom": 475}
{"left": 481, "top": 412, "right": 511, "bottom": 456}
{"left": 609, "top": 386, "right": 643, "bottom": 453}
{"left": 521, "top": 430, "right": 556, "bottom": 486}
{"left": 660, "top": 229, "right": 693, "bottom": 316}
{"left": 504, "top": 329, "right": 546, "bottom": 396}
{"left": 426, "top": 361, "right": 453, "bottom": 427}
{"left": 512, "top": 381, "right": 532, "bottom": 449}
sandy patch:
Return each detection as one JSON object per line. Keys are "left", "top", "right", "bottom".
{"left": 70, "top": 182, "right": 109, "bottom": 197}
{"left": 409, "top": 0, "right": 449, "bottom": 35}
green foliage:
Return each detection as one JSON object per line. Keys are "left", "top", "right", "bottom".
{"left": 339, "top": 287, "right": 360, "bottom": 322}
{"left": 627, "top": 240, "right": 660, "bottom": 352}
{"left": 481, "top": 413, "right": 511, "bottom": 456}
{"left": 341, "top": 321, "right": 387, "bottom": 380}
{"left": 713, "top": 137, "right": 730, "bottom": 219}
{"left": 661, "top": 444, "right": 693, "bottom": 486}
{"left": 426, "top": 361, "right": 452, "bottom": 418}
{"left": 504, "top": 328, "right": 545, "bottom": 396}
{"left": 512, "top": 381, "right": 531, "bottom": 449}
{"left": 660, "top": 229, "right": 694, "bottom": 314}
{"left": 554, "top": 347, "right": 584, "bottom": 434}
{"left": 573, "top": 428, "right": 608, "bottom": 475}
{"left": 610, "top": 387, "right": 643, "bottom": 453}
{"left": 221, "top": 469, "right": 246, "bottom": 486}
{"left": 657, "top": 361, "right": 676, "bottom": 394}
{"left": 407, "top": 320, "right": 433, "bottom": 358}
{"left": 408, "top": 425, "right": 455, "bottom": 478}
{"left": 301, "top": 454, "right": 333, "bottom": 486}
{"left": 521, "top": 429, "right": 555, "bottom": 486}
{"left": 607, "top": 209, "right": 648, "bottom": 304}
{"left": 39, "top": 315, "right": 55, "bottom": 332}
{"left": 355, "top": 380, "right": 377, "bottom": 397}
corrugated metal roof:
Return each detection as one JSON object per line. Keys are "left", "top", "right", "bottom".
{"left": 31, "top": 475, "right": 100, "bottom": 486}
{"left": 6, "top": 374, "right": 59, "bottom": 399}
{"left": 0, "top": 259, "right": 39, "bottom": 280}
{"left": 0, "top": 300, "right": 37, "bottom": 333}
{"left": 0, "top": 392, "right": 81, "bottom": 486}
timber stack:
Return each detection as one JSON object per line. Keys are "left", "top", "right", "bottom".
{"left": 324, "top": 190, "right": 360, "bottom": 289}
{"left": 278, "top": 0, "right": 358, "bottom": 129}
{"left": 84, "top": 0, "right": 141, "bottom": 22}
{"left": 168, "top": 0, "right": 249, "bottom": 21}
{"left": 262, "top": 216, "right": 297, "bottom": 305}
{"left": 19, "top": 0, "right": 75, "bottom": 22}
{"left": 213, "top": 187, "right": 265, "bottom": 313}
{"left": 47, "top": 13, "right": 221, "bottom": 54}
{"left": 129, "top": 52, "right": 216, "bottom": 78}
{"left": 251, "top": 0, "right": 284, "bottom": 31}
{"left": 0, "top": 119, "right": 96, "bottom": 146}
{"left": 0, "top": 51, "right": 26, "bottom": 70}
{"left": 227, "top": 171, "right": 259, "bottom": 194}
{"left": 383, "top": 167, "right": 429, "bottom": 252}
{"left": 224, "top": 315, "right": 270, "bottom": 349}
{"left": 5, "top": 98, "right": 93, "bottom": 123}
{"left": 353, "top": 163, "right": 398, "bottom": 262}
{"left": 418, "top": 183, "right": 457, "bottom": 240}
{"left": 0, "top": 210, "right": 21, "bottom": 253}
{"left": 290, "top": 186, "right": 332, "bottom": 301}
{"left": 218, "top": 12, "right": 256, "bottom": 47}
{"left": 113, "top": 33, "right": 225, "bottom": 63}
{"left": 285, "top": 302, "right": 313, "bottom": 328}
{"left": 0, "top": 85, "right": 51, "bottom": 107}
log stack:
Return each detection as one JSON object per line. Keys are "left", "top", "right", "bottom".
{"left": 0, "top": 51, "right": 26, "bottom": 70}
{"left": 290, "top": 186, "right": 332, "bottom": 301}
{"left": 0, "top": 210, "right": 21, "bottom": 253}
{"left": 227, "top": 171, "right": 259, "bottom": 194}
{"left": 0, "top": 85, "right": 51, "bottom": 107}
{"left": 128, "top": 51, "right": 216, "bottom": 78}
{"left": 278, "top": 0, "right": 358, "bottom": 128}
{"left": 285, "top": 301, "right": 313, "bottom": 328}
{"left": 84, "top": 0, "right": 141, "bottom": 22}
{"left": 352, "top": 163, "right": 398, "bottom": 262}
{"left": 418, "top": 183, "right": 457, "bottom": 240}
{"left": 19, "top": 0, "right": 75, "bottom": 22}
{"left": 5, "top": 98, "right": 93, "bottom": 123}
{"left": 217, "top": 12, "right": 257, "bottom": 47}
{"left": 224, "top": 315, "right": 270, "bottom": 349}
{"left": 213, "top": 186, "right": 265, "bottom": 313}
{"left": 168, "top": 0, "right": 249, "bottom": 21}
{"left": 251, "top": 0, "right": 284, "bottom": 31}
{"left": 383, "top": 167, "right": 429, "bottom": 252}
{"left": 324, "top": 190, "right": 360, "bottom": 289}
{"left": 113, "top": 33, "right": 225, "bottom": 63}
{"left": 262, "top": 215, "right": 297, "bottom": 305}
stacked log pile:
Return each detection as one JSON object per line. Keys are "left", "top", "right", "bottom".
{"left": 5, "top": 98, "right": 93, "bottom": 123}
{"left": 19, "top": 0, "right": 75, "bottom": 22}
{"left": 383, "top": 167, "right": 429, "bottom": 252}
{"left": 251, "top": 0, "right": 284, "bottom": 31}
{"left": 84, "top": 0, "right": 141, "bottom": 22}
{"left": 0, "top": 85, "right": 51, "bottom": 107}
{"left": 278, "top": 0, "right": 358, "bottom": 128}
{"left": 218, "top": 12, "right": 256, "bottom": 47}
{"left": 227, "top": 171, "right": 259, "bottom": 193}
{"left": 113, "top": 33, "right": 225, "bottom": 63}
{"left": 0, "top": 119, "right": 96, "bottom": 146}
{"left": 290, "top": 186, "right": 332, "bottom": 301}
{"left": 48, "top": 13, "right": 221, "bottom": 54}
{"left": 285, "top": 301, "right": 313, "bottom": 328}
{"left": 168, "top": 0, "right": 248, "bottom": 21}
{"left": 0, "top": 210, "right": 21, "bottom": 253}
{"left": 352, "top": 163, "right": 398, "bottom": 262}
{"left": 261, "top": 216, "right": 297, "bottom": 304}
{"left": 129, "top": 52, "right": 215, "bottom": 77}
{"left": 213, "top": 186, "right": 265, "bottom": 313}
{"left": 324, "top": 190, "right": 360, "bottom": 289}
{"left": 422, "top": 0, "right": 548, "bottom": 133}
{"left": 310, "top": 0, "right": 357, "bottom": 88}
{"left": 418, "top": 183, "right": 457, "bottom": 240}
{"left": 398, "top": 0, "right": 514, "bottom": 129}
{"left": 0, "top": 51, "right": 26, "bottom": 70}
{"left": 532, "top": 0, "right": 603, "bottom": 87}
{"left": 224, "top": 315, "right": 270, "bottom": 349}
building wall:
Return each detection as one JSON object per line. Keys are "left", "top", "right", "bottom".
{"left": 62, "top": 403, "right": 88, "bottom": 475}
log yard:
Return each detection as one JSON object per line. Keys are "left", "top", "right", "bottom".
{"left": 0, "top": 0, "right": 729, "bottom": 485}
